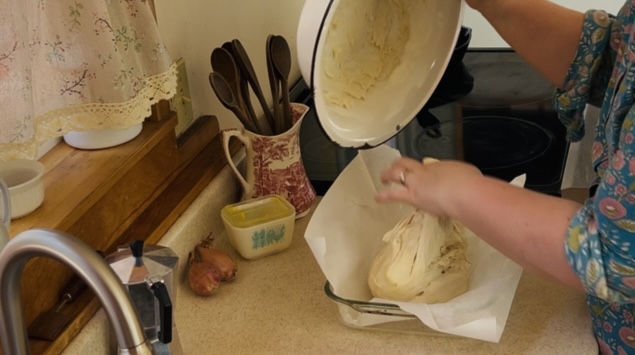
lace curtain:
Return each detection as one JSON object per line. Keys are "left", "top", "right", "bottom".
{"left": 0, "top": 0, "right": 177, "bottom": 161}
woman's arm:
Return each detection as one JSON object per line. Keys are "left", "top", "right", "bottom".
{"left": 448, "top": 174, "right": 584, "bottom": 289}
{"left": 376, "top": 159, "right": 584, "bottom": 290}
{"left": 468, "top": 0, "right": 585, "bottom": 87}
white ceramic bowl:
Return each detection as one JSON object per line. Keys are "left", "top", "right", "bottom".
{"left": 297, "top": 0, "right": 464, "bottom": 148}
{"left": 0, "top": 178, "right": 9, "bottom": 230}
{"left": 221, "top": 195, "right": 296, "bottom": 259}
{"left": 63, "top": 123, "right": 143, "bottom": 150}
{"left": 0, "top": 159, "right": 45, "bottom": 219}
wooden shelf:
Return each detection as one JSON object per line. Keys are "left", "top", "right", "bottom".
{"left": 4, "top": 111, "right": 237, "bottom": 355}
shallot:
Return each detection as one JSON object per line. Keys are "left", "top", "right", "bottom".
{"left": 187, "top": 252, "right": 221, "bottom": 297}
{"left": 196, "top": 236, "right": 237, "bottom": 282}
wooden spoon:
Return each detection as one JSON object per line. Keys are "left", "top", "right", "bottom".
{"left": 219, "top": 42, "right": 273, "bottom": 135}
{"left": 266, "top": 35, "right": 282, "bottom": 134}
{"left": 231, "top": 39, "right": 277, "bottom": 134}
{"left": 209, "top": 71, "right": 258, "bottom": 132}
{"left": 271, "top": 35, "right": 293, "bottom": 131}
{"left": 211, "top": 47, "right": 264, "bottom": 134}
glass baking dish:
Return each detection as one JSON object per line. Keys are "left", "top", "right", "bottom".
{"left": 324, "top": 281, "right": 457, "bottom": 336}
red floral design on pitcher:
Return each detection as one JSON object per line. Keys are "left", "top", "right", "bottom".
{"left": 222, "top": 103, "right": 316, "bottom": 217}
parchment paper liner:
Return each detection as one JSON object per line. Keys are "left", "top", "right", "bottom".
{"left": 305, "top": 145, "right": 524, "bottom": 342}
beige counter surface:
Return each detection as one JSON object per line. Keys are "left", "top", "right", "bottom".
{"left": 65, "top": 168, "right": 598, "bottom": 354}
{"left": 175, "top": 203, "right": 597, "bottom": 354}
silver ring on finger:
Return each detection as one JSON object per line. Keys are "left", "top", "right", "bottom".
{"left": 398, "top": 171, "right": 407, "bottom": 185}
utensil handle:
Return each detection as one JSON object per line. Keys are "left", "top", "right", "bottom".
{"left": 53, "top": 274, "right": 88, "bottom": 312}
{"left": 232, "top": 106, "right": 259, "bottom": 134}
{"left": 237, "top": 80, "right": 263, "bottom": 134}
{"left": 266, "top": 35, "right": 280, "bottom": 134}
{"left": 222, "top": 129, "right": 252, "bottom": 197}
{"left": 61, "top": 274, "right": 88, "bottom": 303}
{"left": 232, "top": 39, "right": 276, "bottom": 132}
{"left": 280, "top": 79, "right": 292, "bottom": 130}
{"left": 148, "top": 279, "right": 173, "bottom": 344}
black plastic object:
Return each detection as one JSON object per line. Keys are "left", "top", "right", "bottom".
{"left": 423, "top": 26, "right": 474, "bottom": 109}
{"left": 130, "top": 240, "right": 144, "bottom": 267}
{"left": 150, "top": 281, "right": 173, "bottom": 344}
{"left": 416, "top": 109, "right": 442, "bottom": 139}
{"left": 130, "top": 240, "right": 173, "bottom": 344}
{"left": 130, "top": 240, "right": 144, "bottom": 257}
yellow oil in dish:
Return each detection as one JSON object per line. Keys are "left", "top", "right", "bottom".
{"left": 221, "top": 195, "right": 295, "bottom": 229}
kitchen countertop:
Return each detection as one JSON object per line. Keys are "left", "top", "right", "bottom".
{"left": 64, "top": 166, "right": 598, "bottom": 354}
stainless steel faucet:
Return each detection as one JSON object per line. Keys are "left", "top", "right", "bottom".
{"left": 0, "top": 229, "right": 155, "bottom": 355}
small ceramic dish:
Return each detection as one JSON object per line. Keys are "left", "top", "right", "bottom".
{"left": 0, "top": 178, "right": 9, "bottom": 230}
{"left": 297, "top": 0, "right": 464, "bottom": 148}
{"left": 221, "top": 195, "right": 296, "bottom": 259}
{"left": 0, "top": 159, "right": 45, "bottom": 219}
{"left": 63, "top": 123, "right": 143, "bottom": 150}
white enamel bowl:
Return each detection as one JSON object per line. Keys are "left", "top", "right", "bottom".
{"left": 297, "top": 0, "right": 464, "bottom": 148}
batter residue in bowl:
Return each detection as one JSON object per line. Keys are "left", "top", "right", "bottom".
{"left": 320, "top": 0, "right": 414, "bottom": 109}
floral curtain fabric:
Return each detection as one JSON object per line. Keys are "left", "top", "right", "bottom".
{"left": 0, "top": 0, "right": 177, "bottom": 160}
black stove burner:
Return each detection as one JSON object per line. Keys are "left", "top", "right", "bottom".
{"left": 460, "top": 56, "right": 555, "bottom": 107}
{"left": 462, "top": 116, "right": 554, "bottom": 170}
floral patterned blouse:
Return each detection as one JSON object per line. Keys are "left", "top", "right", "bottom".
{"left": 554, "top": 2, "right": 635, "bottom": 354}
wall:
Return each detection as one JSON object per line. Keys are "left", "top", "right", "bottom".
{"left": 154, "top": 1, "right": 626, "bottom": 129}
{"left": 153, "top": 0, "right": 307, "bottom": 131}
{"left": 465, "top": 0, "right": 625, "bottom": 48}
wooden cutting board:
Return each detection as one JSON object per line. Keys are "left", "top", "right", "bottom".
{"left": 3, "top": 110, "right": 240, "bottom": 355}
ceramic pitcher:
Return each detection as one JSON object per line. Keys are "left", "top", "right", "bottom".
{"left": 222, "top": 103, "right": 316, "bottom": 218}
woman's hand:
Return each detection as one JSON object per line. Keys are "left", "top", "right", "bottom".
{"left": 375, "top": 158, "right": 482, "bottom": 218}
{"left": 375, "top": 157, "right": 584, "bottom": 290}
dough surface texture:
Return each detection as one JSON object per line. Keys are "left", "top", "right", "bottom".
{"left": 368, "top": 211, "right": 471, "bottom": 304}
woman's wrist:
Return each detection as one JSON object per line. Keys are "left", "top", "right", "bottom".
{"left": 434, "top": 164, "right": 485, "bottom": 219}
{"left": 466, "top": 0, "right": 507, "bottom": 17}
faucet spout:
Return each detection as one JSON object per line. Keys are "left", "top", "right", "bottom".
{"left": 0, "top": 229, "right": 154, "bottom": 355}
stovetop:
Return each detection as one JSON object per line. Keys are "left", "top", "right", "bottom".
{"left": 293, "top": 49, "right": 569, "bottom": 196}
